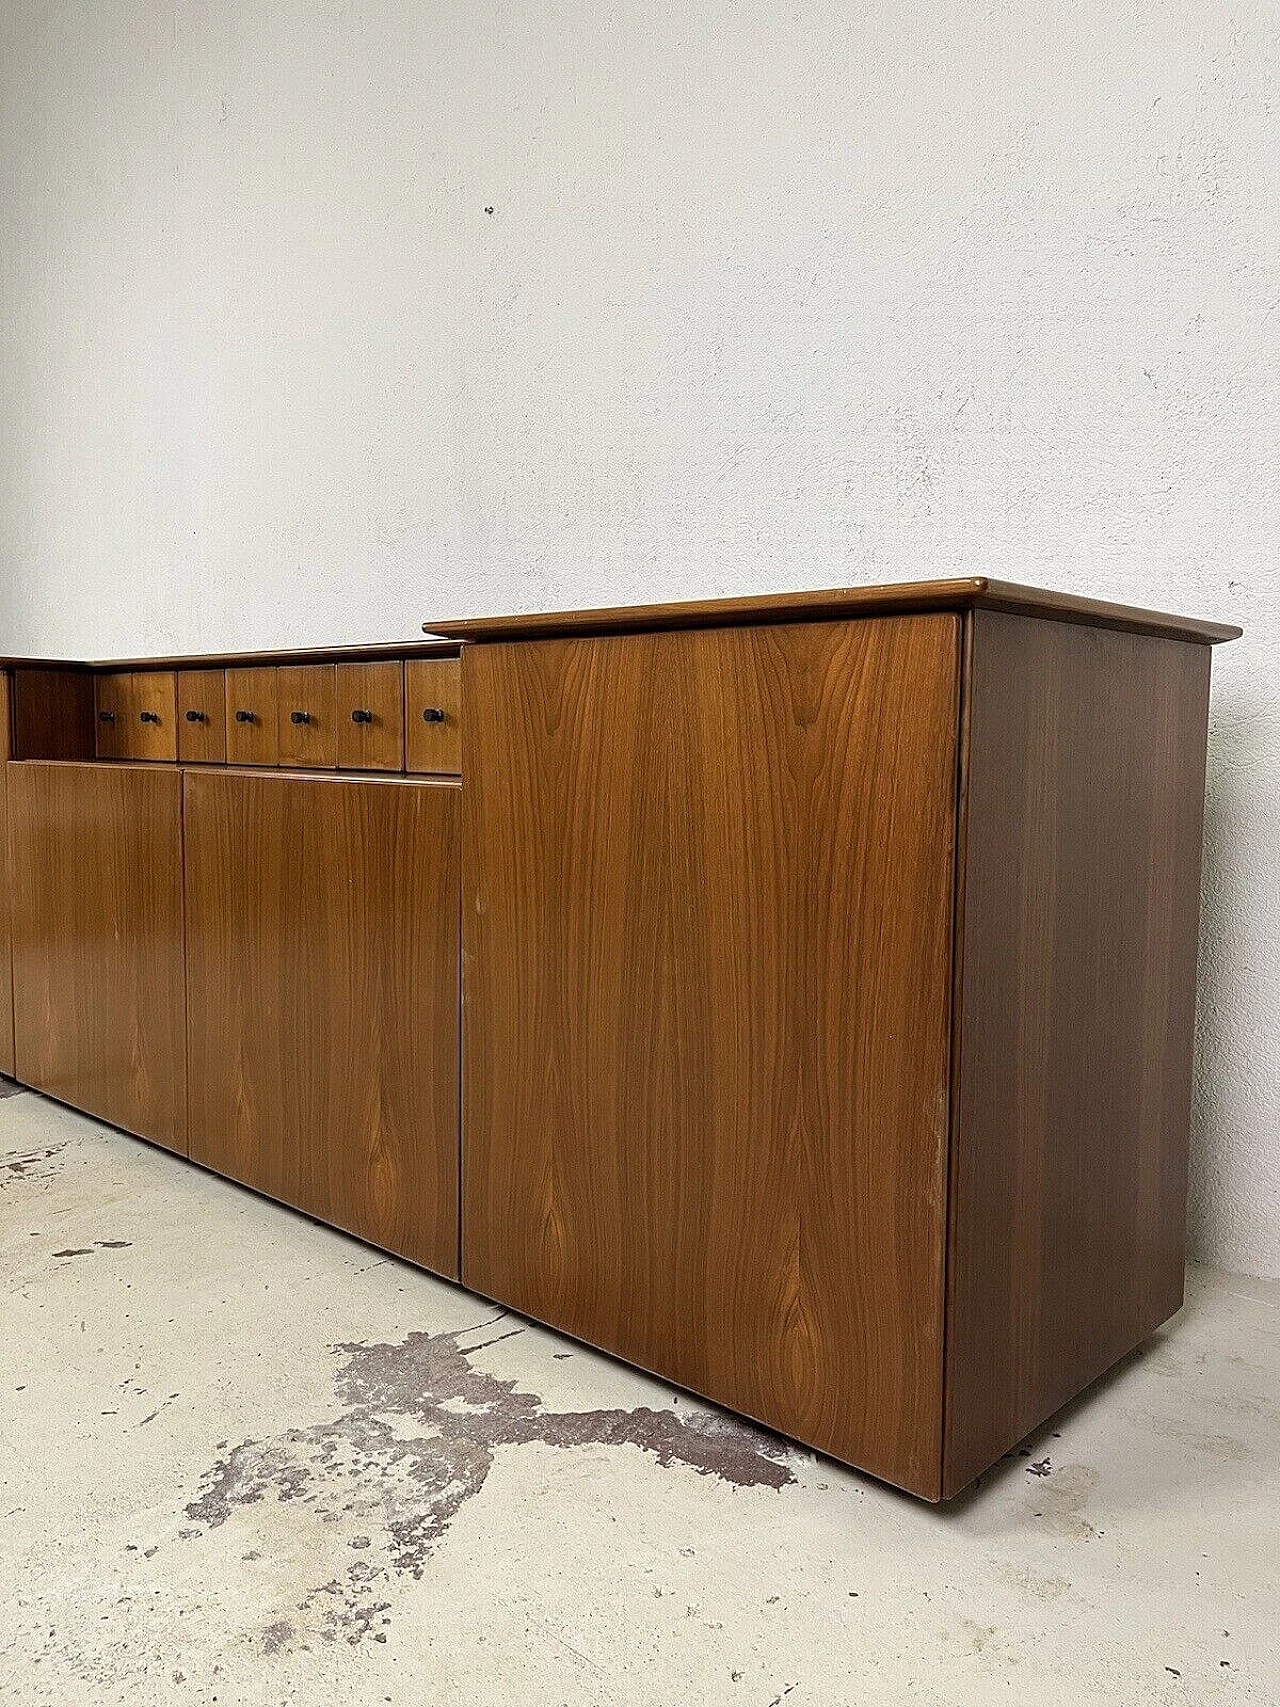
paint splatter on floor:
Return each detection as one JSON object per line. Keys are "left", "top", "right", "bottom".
{"left": 52, "top": 1239, "right": 133, "bottom": 1258}
{"left": 180, "top": 1318, "right": 794, "bottom": 1648}
{"left": 0, "top": 1141, "right": 66, "bottom": 1185}
{"left": 8, "top": 1104, "right": 1277, "bottom": 1703}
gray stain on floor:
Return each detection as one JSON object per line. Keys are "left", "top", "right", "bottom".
{"left": 5, "top": 1101, "right": 1279, "bottom": 1701}
{"left": 52, "top": 1239, "right": 133, "bottom": 1257}
{"left": 0, "top": 1140, "right": 66, "bottom": 1184}
{"left": 181, "top": 1316, "right": 795, "bottom": 1648}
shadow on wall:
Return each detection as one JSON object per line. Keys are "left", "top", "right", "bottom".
{"left": 1187, "top": 678, "right": 1264, "bottom": 1273}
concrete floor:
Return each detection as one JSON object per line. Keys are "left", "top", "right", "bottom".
{"left": 1, "top": 1086, "right": 1277, "bottom": 1707}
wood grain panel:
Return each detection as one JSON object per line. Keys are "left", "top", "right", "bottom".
{"left": 225, "top": 668, "right": 280, "bottom": 766}
{"left": 277, "top": 665, "right": 337, "bottom": 768}
{"left": 462, "top": 616, "right": 961, "bottom": 1497}
{"left": 336, "top": 662, "right": 404, "bottom": 772}
{"left": 7, "top": 762, "right": 186, "bottom": 1151}
{"left": 177, "top": 670, "right": 228, "bottom": 764}
{"left": 9, "top": 668, "right": 96, "bottom": 760}
{"left": 185, "top": 771, "right": 460, "bottom": 1276}
{"left": 0, "top": 676, "right": 12, "bottom": 1075}
{"left": 427, "top": 577, "right": 1241, "bottom": 647}
{"left": 94, "top": 672, "right": 178, "bottom": 762}
{"left": 942, "top": 611, "right": 1213, "bottom": 1495}
{"left": 405, "top": 659, "right": 461, "bottom": 775}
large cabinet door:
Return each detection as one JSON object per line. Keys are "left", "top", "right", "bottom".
{"left": 184, "top": 771, "right": 459, "bottom": 1276}
{"left": 7, "top": 762, "right": 186, "bottom": 1150}
{"left": 462, "top": 615, "right": 961, "bottom": 1498}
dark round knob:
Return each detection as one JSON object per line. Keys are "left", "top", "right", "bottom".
{"left": 99, "top": 710, "right": 116, "bottom": 723}
{"left": 235, "top": 709, "right": 255, "bottom": 723}
{"left": 290, "top": 710, "right": 310, "bottom": 725}
{"left": 140, "top": 711, "right": 161, "bottom": 724}
{"left": 185, "top": 709, "right": 205, "bottom": 723}
{"left": 421, "top": 707, "right": 446, "bottom": 723}
{"left": 351, "top": 708, "right": 374, "bottom": 724}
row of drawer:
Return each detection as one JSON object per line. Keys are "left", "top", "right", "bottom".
{"left": 94, "top": 660, "right": 460, "bottom": 773}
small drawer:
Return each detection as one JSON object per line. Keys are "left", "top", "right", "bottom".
{"left": 95, "top": 671, "right": 177, "bottom": 762}
{"left": 405, "top": 659, "right": 461, "bottom": 774}
{"left": 226, "top": 667, "right": 280, "bottom": 766}
{"left": 277, "top": 664, "right": 337, "bottom": 769}
{"left": 336, "top": 661, "right": 404, "bottom": 772}
{"left": 177, "top": 670, "right": 227, "bottom": 764}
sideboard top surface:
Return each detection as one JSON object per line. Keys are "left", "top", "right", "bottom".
{"left": 0, "top": 638, "right": 460, "bottom": 672}
{"left": 424, "top": 577, "right": 1242, "bottom": 647}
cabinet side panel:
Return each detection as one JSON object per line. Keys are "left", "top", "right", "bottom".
{"left": 10, "top": 669, "right": 95, "bottom": 760}
{"left": 463, "top": 615, "right": 959, "bottom": 1497}
{"left": 943, "top": 611, "right": 1211, "bottom": 1496}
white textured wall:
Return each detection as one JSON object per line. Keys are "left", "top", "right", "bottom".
{"left": 0, "top": 1, "right": 1276, "bottom": 1274}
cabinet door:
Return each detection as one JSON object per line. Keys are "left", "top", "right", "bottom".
{"left": 7, "top": 762, "right": 186, "bottom": 1151}
{"left": 277, "top": 665, "right": 337, "bottom": 768}
{"left": 336, "top": 662, "right": 404, "bottom": 772}
{"left": 184, "top": 771, "right": 459, "bottom": 1276}
{"left": 95, "top": 672, "right": 178, "bottom": 761}
{"left": 0, "top": 676, "right": 13, "bottom": 1076}
{"left": 225, "top": 668, "right": 280, "bottom": 765}
{"left": 177, "top": 669, "right": 228, "bottom": 764}
{"left": 405, "top": 660, "right": 461, "bottom": 774}
{"left": 462, "top": 615, "right": 961, "bottom": 1498}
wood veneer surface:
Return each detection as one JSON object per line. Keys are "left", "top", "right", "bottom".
{"left": 942, "top": 611, "right": 1213, "bottom": 1494}
{"left": 426, "top": 577, "right": 1241, "bottom": 646}
{"left": 276, "top": 665, "right": 337, "bottom": 768}
{"left": 462, "top": 614, "right": 961, "bottom": 1496}
{"left": 335, "top": 662, "right": 405, "bottom": 772}
{"left": 225, "top": 668, "right": 280, "bottom": 766}
{"left": 405, "top": 659, "right": 462, "bottom": 774}
{"left": 184, "top": 770, "right": 460, "bottom": 1276}
{"left": 10, "top": 668, "right": 96, "bottom": 761}
{"left": 95, "top": 672, "right": 178, "bottom": 762}
{"left": 177, "top": 670, "right": 228, "bottom": 764}
{"left": 7, "top": 762, "right": 186, "bottom": 1151}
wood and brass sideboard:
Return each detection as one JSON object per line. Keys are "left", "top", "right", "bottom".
{"left": 0, "top": 578, "right": 1241, "bottom": 1501}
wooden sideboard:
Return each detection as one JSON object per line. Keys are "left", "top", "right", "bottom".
{"left": 0, "top": 642, "right": 463, "bottom": 1272}
{"left": 0, "top": 579, "right": 1241, "bottom": 1501}
{"left": 429, "top": 578, "right": 1239, "bottom": 1500}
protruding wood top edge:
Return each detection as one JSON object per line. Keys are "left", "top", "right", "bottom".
{"left": 7, "top": 756, "right": 463, "bottom": 786}
{"left": 423, "top": 578, "right": 1242, "bottom": 647}
{"left": 1, "top": 639, "right": 461, "bottom": 672}
{"left": 0, "top": 656, "right": 96, "bottom": 671}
